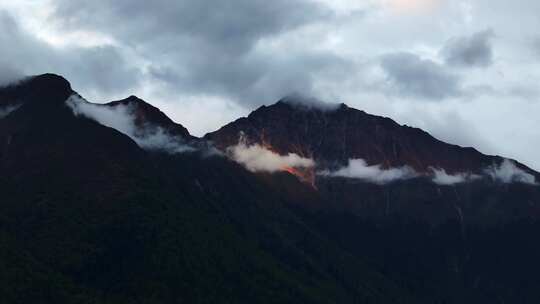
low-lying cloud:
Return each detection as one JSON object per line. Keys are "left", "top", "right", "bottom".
{"left": 380, "top": 52, "right": 461, "bottom": 100}
{"left": 227, "top": 142, "right": 314, "bottom": 173}
{"left": 431, "top": 168, "right": 481, "bottom": 185}
{"left": 319, "top": 159, "right": 417, "bottom": 185}
{"left": 66, "top": 94, "right": 194, "bottom": 153}
{"left": 318, "top": 159, "right": 537, "bottom": 186}
{"left": 0, "top": 104, "right": 20, "bottom": 119}
{"left": 485, "top": 159, "right": 537, "bottom": 185}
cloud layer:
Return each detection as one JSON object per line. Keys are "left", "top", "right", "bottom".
{"left": 48, "top": 0, "right": 348, "bottom": 105}
{"left": 380, "top": 52, "right": 461, "bottom": 100}
{"left": 0, "top": 11, "right": 141, "bottom": 98}
{"left": 319, "top": 159, "right": 536, "bottom": 186}
{"left": 0, "top": 104, "right": 20, "bottom": 119}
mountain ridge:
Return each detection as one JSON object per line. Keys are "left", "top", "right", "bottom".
{"left": 2, "top": 74, "right": 537, "bottom": 180}
{"left": 206, "top": 97, "right": 538, "bottom": 180}
{"left": 105, "top": 95, "right": 195, "bottom": 140}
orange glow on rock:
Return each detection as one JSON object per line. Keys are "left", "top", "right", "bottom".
{"left": 282, "top": 166, "right": 317, "bottom": 188}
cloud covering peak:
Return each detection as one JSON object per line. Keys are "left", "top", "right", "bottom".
{"left": 380, "top": 52, "right": 461, "bottom": 100}
{"left": 66, "top": 94, "right": 194, "bottom": 153}
{"left": 280, "top": 94, "right": 342, "bottom": 111}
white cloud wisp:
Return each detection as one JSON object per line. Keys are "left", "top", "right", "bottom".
{"left": 0, "top": 104, "right": 21, "bottom": 119}
{"left": 227, "top": 142, "right": 315, "bottom": 173}
{"left": 485, "top": 159, "right": 537, "bottom": 185}
{"left": 319, "top": 159, "right": 417, "bottom": 185}
{"left": 66, "top": 94, "right": 194, "bottom": 154}
{"left": 430, "top": 168, "right": 481, "bottom": 185}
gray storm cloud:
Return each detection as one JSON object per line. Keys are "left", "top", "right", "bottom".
{"left": 319, "top": 159, "right": 418, "bottom": 185}
{"left": 66, "top": 95, "right": 194, "bottom": 153}
{"left": 441, "top": 29, "right": 495, "bottom": 68}
{"left": 49, "top": 0, "right": 349, "bottom": 106}
{"left": 0, "top": 11, "right": 141, "bottom": 98}
{"left": 380, "top": 52, "right": 462, "bottom": 100}
{"left": 227, "top": 142, "right": 314, "bottom": 173}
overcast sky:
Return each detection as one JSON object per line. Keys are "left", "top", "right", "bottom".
{"left": 1, "top": 0, "right": 539, "bottom": 170}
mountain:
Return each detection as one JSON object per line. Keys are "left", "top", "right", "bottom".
{"left": 1, "top": 74, "right": 540, "bottom": 303}
{"left": 206, "top": 98, "right": 540, "bottom": 222}
{"left": 206, "top": 98, "right": 537, "bottom": 176}
{"left": 0, "top": 74, "right": 413, "bottom": 303}
{"left": 206, "top": 97, "right": 540, "bottom": 302}
{"left": 105, "top": 95, "right": 195, "bottom": 140}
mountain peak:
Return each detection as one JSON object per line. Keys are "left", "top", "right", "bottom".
{"left": 125, "top": 95, "right": 145, "bottom": 103}
{"left": 207, "top": 98, "right": 533, "bottom": 177}
{"left": 0, "top": 73, "right": 74, "bottom": 117}
{"left": 106, "top": 96, "right": 193, "bottom": 139}
{"left": 27, "top": 73, "right": 72, "bottom": 98}
{"left": 1, "top": 73, "right": 73, "bottom": 108}
{"left": 108, "top": 95, "right": 149, "bottom": 107}
{"left": 31, "top": 73, "right": 71, "bottom": 87}
{"left": 276, "top": 95, "right": 344, "bottom": 112}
